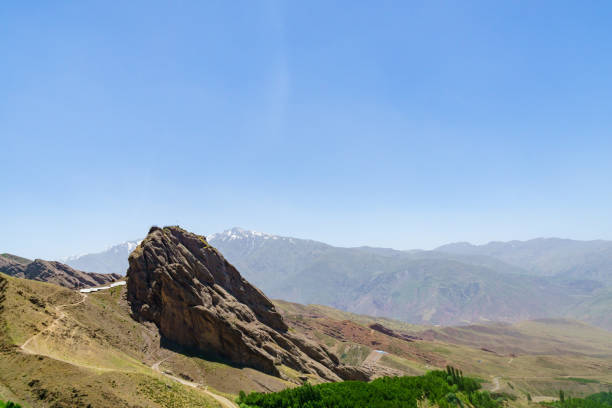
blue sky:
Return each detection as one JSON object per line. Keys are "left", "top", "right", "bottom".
{"left": 2, "top": 1, "right": 612, "bottom": 259}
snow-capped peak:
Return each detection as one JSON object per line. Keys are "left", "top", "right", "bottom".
{"left": 60, "top": 240, "right": 142, "bottom": 262}
{"left": 208, "top": 227, "right": 282, "bottom": 242}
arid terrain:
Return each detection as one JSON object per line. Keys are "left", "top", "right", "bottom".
{"left": 1, "top": 267, "right": 611, "bottom": 407}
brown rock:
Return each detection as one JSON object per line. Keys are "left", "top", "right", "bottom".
{"left": 127, "top": 226, "right": 369, "bottom": 382}
{"left": 0, "top": 255, "right": 121, "bottom": 290}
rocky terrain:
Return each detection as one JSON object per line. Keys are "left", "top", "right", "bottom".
{"left": 127, "top": 226, "right": 369, "bottom": 382}
{"left": 0, "top": 254, "right": 121, "bottom": 289}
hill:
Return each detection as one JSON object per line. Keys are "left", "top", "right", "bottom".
{"left": 274, "top": 300, "right": 612, "bottom": 399}
{"left": 0, "top": 268, "right": 297, "bottom": 406}
{"left": 0, "top": 254, "right": 121, "bottom": 289}
{"left": 1, "top": 260, "right": 611, "bottom": 406}
{"left": 0, "top": 273, "right": 229, "bottom": 407}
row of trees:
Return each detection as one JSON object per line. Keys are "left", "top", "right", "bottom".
{"left": 238, "top": 369, "right": 503, "bottom": 408}
{"left": 546, "top": 392, "right": 612, "bottom": 408}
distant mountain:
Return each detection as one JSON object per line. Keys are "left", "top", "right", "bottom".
{"left": 0, "top": 253, "right": 121, "bottom": 289}
{"left": 62, "top": 240, "right": 141, "bottom": 275}
{"left": 207, "top": 228, "right": 336, "bottom": 296}
{"left": 208, "top": 228, "right": 607, "bottom": 328}
{"left": 436, "top": 238, "right": 612, "bottom": 283}
{"left": 58, "top": 229, "right": 612, "bottom": 329}
{"left": 565, "top": 287, "right": 612, "bottom": 331}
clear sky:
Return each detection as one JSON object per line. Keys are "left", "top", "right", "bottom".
{"left": 2, "top": 1, "right": 612, "bottom": 259}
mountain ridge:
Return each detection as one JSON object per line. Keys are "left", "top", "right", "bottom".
{"left": 54, "top": 228, "right": 612, "bottom": 329}
{"left": 0, "top": 254, "right": 121, "bottom": 289}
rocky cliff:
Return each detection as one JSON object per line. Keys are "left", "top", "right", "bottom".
{"left": 0, "top": 254, "right": 121, "bottom": 289}
{"left": 126, "top": 226, "right": 369, "bottom": 382}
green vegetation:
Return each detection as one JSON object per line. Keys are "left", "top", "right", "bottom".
{"left": 544, "top": 392, "right": 612, "bottom": 408}
{"left": 238, "top": 368, "right": 504, "bottom": 408}
{"left": 0, "top": 401, "right": 22, "bottom": 408}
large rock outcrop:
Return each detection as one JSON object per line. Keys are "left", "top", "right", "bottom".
{"left": 127, "top": 226, "right": 369, "bottom": 382}
{"left": 0, "top": 254, "right": 121, "bottom": 289}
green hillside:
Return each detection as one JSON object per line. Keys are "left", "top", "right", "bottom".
{"left": 0, "top": 272, "right": 288, "bottom": 407}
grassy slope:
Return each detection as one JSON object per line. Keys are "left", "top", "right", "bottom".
{"left": 416, "top": 318, "right": 612, "bottom": 357}
{"left": 274, "top": 299, "right": 426, "bottom": 332}
{"left": 275, "top": 300, "right": 612, "bottom": 402}
{"left": 1, "top": 271, "right": 610, "bottom": 406}
{"left": 0, "top": 273, "right": 290, "bottom": 407}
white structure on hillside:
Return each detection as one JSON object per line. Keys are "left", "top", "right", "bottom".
{"left": 79, "top": 280, "right": 126, "bottom": 293}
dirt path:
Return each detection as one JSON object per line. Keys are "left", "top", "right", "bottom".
{"left": 18, "top": 293, "right": 237, "bottom": 408}
{"left": 203, "top": 388, "right": 238, "bottom": 408}
{"left": 150, "top": 357, "right": 238, "bottom": 408}
{"left": 20, "top": 293, "right": 87, "bottom": 352}
{"left": 491, "top": 376, "right": 501, "bottom": 392}
{"left": 533, "top": 396, "right": 558, "bottom": 403}
{"left": 151, "top": 356, "right": 171, "bottom": 372}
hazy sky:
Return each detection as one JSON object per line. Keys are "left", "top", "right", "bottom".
{"left": 2, "top": 1, "right": 612, "bottom": 259}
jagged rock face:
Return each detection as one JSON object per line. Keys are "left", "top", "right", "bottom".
{"left": 127, "top": 226, "right": 369, "bottom": 382}
{"left": 0, "top": 255, "right": 120, "bottom": 289}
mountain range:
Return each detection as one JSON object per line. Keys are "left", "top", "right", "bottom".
{"left": 58, "top": 228, "right": 612, "bottom": 329}
{"left": 2, "top": 225, "right": 612, "bottom": 407}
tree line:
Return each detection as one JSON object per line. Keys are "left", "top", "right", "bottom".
{"left": 238, "top": 367, "right": 505, "bottom": 408}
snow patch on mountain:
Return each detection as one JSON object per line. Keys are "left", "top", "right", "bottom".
{"left": 208, "top": 227, "right": 287, "bottom": 243}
